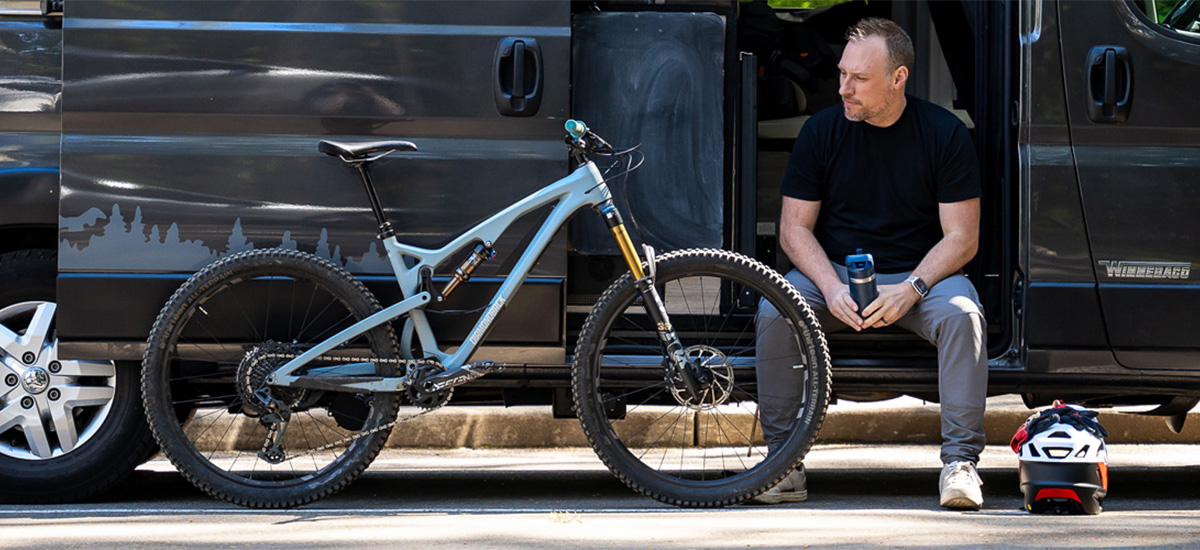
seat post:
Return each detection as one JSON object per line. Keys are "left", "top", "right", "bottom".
{"left": 353, "top": 163, "right": 395, "bottom": 239}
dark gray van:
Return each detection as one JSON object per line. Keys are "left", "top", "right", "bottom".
{"left": 0, "top": 0, "right": 1198, "bottom": 502}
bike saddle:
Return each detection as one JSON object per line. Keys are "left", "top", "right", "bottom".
{"left": 318, "top": 139, "right": 418, "bottom": 161}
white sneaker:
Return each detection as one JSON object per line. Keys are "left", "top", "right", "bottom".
{"left": 746, "top": 465, "right": 808, "bottom": 504}
{"left": 939, "top": 461, "right": 984, "bottom": 510}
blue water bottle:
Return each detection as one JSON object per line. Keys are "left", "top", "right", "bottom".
{"left": 846, "top": 248, "right": 877, "bottom": 313}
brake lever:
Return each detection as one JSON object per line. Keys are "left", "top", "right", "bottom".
{"left": 586, "top": 131, "right": 615, "bottom": 154}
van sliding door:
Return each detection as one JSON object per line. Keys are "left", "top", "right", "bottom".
{"left": 1059, "top": 0, "right": 1200, "bottom": 368}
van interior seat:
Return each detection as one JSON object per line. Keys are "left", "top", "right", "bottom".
{"left": 759, "top": 114, "right": 811, "bottom": 140}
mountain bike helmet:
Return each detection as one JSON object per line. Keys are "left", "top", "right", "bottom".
{"left": 1010, "top": 400, "right": 1108, "bottom": 515}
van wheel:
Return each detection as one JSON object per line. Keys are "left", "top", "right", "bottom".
{"left": 0, "top": 249, "right": 156, "bottom": 503}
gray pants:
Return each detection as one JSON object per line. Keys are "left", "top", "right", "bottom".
{"left": 755, "top": 264, "right": 988, "bottom": 465}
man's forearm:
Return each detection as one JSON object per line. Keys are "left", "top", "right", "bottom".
{"left": 782, "top": 225, "right": 843, "bottom": 296}
{"left": 910, "top": 231, "right": 978, "bottom": 288}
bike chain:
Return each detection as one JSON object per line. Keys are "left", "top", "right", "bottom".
{"left": 247, "top": 351, "right": 448, "bottom": 464}
{"left": 264, "top": 404, "right": 439, "bottom": 463}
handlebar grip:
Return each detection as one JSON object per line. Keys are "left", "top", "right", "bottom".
{"left": 565, "top": 119, "right": 588, "bottom": 140}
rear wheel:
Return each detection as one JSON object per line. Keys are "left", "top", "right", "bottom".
{"left": 572, "top": 249, "right": 831, "bottom": 507}
{"left": 142, "top": 248, "right": 400, "bottom": 508}
{"left": 0, "top": 249, "right": 155, "bottom": 503}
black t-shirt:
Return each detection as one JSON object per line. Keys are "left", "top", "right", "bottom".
{"left": 781, "top": 96, "right": 981, "bottom": 273}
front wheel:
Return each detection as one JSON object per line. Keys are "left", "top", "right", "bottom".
{"left": 572, "top": 249, "right": 831, "bottom": 507}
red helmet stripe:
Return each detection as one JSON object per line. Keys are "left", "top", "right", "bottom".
{"left": 1035, "top": 488, "right": 1081, "bottom": 502}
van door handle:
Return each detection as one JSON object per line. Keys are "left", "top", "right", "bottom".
{"left": 494, "top": 37, "right": 542, "bottom": 117}
{"left": 1085, "top": 45, "right": 1133, "bottom": 123}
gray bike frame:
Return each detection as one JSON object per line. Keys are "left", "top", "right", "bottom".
{"left": 268, "top": 161, "right": 612, "bottom": 391}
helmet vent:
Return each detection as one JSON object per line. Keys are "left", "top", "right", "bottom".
{"left": 1045, "top": 447, "right": 1072, "bottom": 459}
{"left": 1028, "top": 445, "right": 1041, "bottom": 458}
{"left": 1047, "top": 431, "right": 1071, "bottom": 439}
{"left": 1075, "top": 445, "right": 1091, "bottom": 458}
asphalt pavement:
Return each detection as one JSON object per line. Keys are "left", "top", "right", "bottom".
{"left": 3, "top": 443, "right": 1200, "bottom": 549}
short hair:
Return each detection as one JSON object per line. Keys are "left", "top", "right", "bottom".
{"left": 845, "top": 17, "right": 914, "bottom": 73}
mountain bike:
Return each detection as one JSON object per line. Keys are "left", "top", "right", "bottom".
{"left": 141, "top": 120, "right": 831, "bottom": 508}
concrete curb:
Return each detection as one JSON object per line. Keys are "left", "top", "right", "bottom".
{"left": 188, "top": 396, "right": 1200, "bottom": 451}
{"left": 379, "top": 396, "right": 1200, "bottom": 448}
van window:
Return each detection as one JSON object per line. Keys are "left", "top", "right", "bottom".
{"left": 1131, "top": 0, "right": 1200, "bottom": 37}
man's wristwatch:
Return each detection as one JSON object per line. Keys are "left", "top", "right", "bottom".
{"left": 905, "top": 276, "right": 929, "bottom": 299}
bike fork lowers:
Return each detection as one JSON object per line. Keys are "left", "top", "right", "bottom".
{"left": 595, "top": 201, "right": 703, "bottom": 398}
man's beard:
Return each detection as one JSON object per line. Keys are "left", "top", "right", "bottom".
{"left": 842, "top": 102, "right": 870, "bottom": 122}
{"left": 842, "top": 95, "right": 895, "bottom": 123}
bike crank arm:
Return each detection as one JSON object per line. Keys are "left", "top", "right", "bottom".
{"left": 419, "top": 361, "right": 504, "bottom": 394}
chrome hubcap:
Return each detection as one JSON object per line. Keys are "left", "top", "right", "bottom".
{"left": 0, "top": 301, "right": 117, "bottom": 460}
{"left": 20, "top": 367, "right": 49, "bottom": 395}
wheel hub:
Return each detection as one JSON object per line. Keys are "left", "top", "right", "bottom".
{"left": 236, "top": 341, "right": 308, "bottom": 417}
{"left": 667, "top": 345, "right": 734, "bottom": 410}
{"left": 20, "top": 366, "right": 50, "bottom": 395}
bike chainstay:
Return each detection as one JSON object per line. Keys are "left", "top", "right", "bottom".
{"left": 250, "top": 352, "right": 443, "bottom": 463}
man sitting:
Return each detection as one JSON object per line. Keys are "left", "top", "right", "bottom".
{"left": 753, "top": 17, "right": 987, "bottom": 510}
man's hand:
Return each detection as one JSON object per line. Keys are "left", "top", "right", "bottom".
{"left": 861, "top": 283, "right": 921, "bottom": 329}
{"left": 824, "top": 283, "right": 866, "bottom": 331}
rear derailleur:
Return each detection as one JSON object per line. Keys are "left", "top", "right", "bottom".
{"left": 254, "top": 388, "right": 292, "bottom": 464}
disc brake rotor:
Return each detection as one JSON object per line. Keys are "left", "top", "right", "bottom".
{"left": 668, "top": 345, "right": 734, "bottom": 410}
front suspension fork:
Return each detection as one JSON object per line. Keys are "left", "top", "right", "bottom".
{"left": 595, "top": 201, "right": 703, "bottom": 397}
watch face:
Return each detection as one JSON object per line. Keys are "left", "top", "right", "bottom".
{"left": 909, "top": 277, "right": 928, "bottom": 296}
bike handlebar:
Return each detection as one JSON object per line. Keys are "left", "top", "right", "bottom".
{"left": 564, "top": 119, "right": 615, "bottom": 156}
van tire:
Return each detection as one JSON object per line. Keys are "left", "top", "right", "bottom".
{"left": 0, "top": 249, "right": 157, "bottom": 503}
